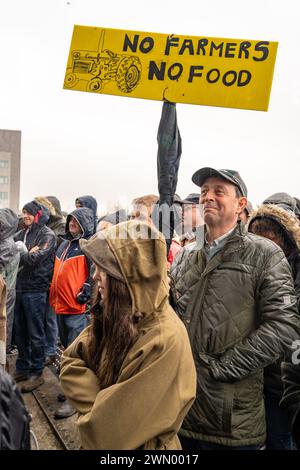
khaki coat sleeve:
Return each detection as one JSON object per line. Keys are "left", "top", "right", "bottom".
{"left": 60, "top": 321, "right": 196, "bottom": 450}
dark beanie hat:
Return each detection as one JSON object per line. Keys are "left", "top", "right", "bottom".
{"left": 22, "top": 200, "right": 42, "bottom": 216}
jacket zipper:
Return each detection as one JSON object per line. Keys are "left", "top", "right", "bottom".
{"left": 52, "top": 241, "right": 71, "bottom": 312}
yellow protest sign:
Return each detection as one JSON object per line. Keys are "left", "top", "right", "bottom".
{"left": 64, "top": 25, "right": 278, "bottom": 111}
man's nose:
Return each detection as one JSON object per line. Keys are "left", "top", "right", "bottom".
{"left": 201, "top": 190, "right": 214, "bottom": 202}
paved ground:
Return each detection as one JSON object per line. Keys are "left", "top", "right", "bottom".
{"left": 7, "top": 353, "right": 80, "bottom": 450}
{"left": 22, "top": 392, "right": 64, "bottom": 450}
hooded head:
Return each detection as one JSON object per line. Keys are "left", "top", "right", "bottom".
{"left": 75, "top": 195, "right": 98, "bottom": 233}
{"left": 34, "top": 196, "right": 66, "bottom": 236}
{"left": 248, "top": 204, "right": 300, "bottom": 257}
{"left": 75, "top": 195, "right": 97, "bottom": 214}
{"left": 294, "top": 197, "right": 300, "bottom": 221}
{"left": 35, "top": 196, "right": 63, "bottom": 219}
{"left": 80, "top": 220, "right": 169, "bottom": 316}
{"left": 65, "top": 207, "right": 95, "bottom": 240}
{"left": 263, "top": 192, "right": 297, "bottom": 215}
{"left": 0, "top": 208, "right": 19, "bottom": 241}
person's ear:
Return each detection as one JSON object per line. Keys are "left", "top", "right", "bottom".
{"left": 237, "top": 197, "right": 247, "bottom": 215}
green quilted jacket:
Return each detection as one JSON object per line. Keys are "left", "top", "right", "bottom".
{"left": 170, "top": 222, "right": 300, "bottom": 446}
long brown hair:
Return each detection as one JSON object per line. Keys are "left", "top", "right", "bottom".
{"left": 87, "top": 274, "right": 140, "bottom": 388}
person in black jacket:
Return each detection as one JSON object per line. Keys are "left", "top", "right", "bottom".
{"left": 34, "top": 196, "right": 66, "bottom": 365}
{"left": 248, "top": 202, "right": 300, "bottom": 449}
{"left": 281, "top": 354, "right": 300, "bottom": 448}
{"left": 13, "top": 201, "right": 56, "bottom": 392}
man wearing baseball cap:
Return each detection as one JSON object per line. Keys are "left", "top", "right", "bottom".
{"left": 170, "top": 167, "right": 300, "bottom": 450}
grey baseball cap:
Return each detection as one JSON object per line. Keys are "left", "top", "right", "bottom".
{"left": 192, "top": 167, "right": 248, "bottom": 197}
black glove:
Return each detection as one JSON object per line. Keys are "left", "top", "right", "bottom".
{"left": 76, "top": 283, "right": 90, "bottom": 305}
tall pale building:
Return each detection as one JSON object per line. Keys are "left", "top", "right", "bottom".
{"left": 0, "top": 129, "right": 21, "bottom": 212}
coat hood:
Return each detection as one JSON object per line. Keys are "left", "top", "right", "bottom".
{"left": 75, "top": 195, "right": 97, "bottom": 215}
{"left": 75, "top": 195, "right": 98, "bottom": 233}
{"left": 80, "top": 220, "right": 169, "bottom": 316}
{"left": 35, "top": 196, "right": 65, "bottom": 234}
{"left": 249, "top": 204, "right": 300, "bottom": 249}
{"left": 0, "top": 208, "right": 19, "bottom": 240}
{"left": 33, "top": 203, "right": 50, "bottom": 227}
{"left": 66, "top": 207, "right": 94, "bottom": 239}
{"left": 263, "top": 192, "right": 297, "bottom": 215}
{"left": 35, "top": 196, "right": 63, "bottom": 219}
{"left": 294, "top": 197, "right": 300, "bottom": 221}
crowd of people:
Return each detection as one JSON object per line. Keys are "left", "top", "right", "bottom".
{"left": 0, "top": 167, "right": 300, "bottom": 450}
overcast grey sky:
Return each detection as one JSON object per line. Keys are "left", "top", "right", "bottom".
{"left": 0, "top": 0, "right": 299, "bottom": 213}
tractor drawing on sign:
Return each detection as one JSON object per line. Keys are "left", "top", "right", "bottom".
{"left": 64, "top": 29, "right": 142, "bottom": 94}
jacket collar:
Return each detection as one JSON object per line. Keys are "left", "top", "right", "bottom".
{"left": 201, "top": 222, "right": 246, "bottom": 276}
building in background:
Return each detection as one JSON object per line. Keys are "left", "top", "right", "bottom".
{"left": 0, "top": 129, "right": 21, "bottom": 212}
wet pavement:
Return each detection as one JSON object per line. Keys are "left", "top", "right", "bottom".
{"left": 22, "top": 392, "right": 64, "bottom": 450}
{"left": 7, "top": 353, "right": 80, "bottom": 450}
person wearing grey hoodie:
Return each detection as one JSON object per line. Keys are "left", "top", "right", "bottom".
{"left": 0, "top": 209, "right": 20, "bottom": 357}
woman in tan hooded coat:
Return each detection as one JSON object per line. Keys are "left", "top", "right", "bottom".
{"left": 60, "top": 220, "right": 196, "bottom": 450}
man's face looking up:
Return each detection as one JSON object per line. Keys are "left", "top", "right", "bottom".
{"left": 199, "top": 176, "right": 247, "bottom": 229}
